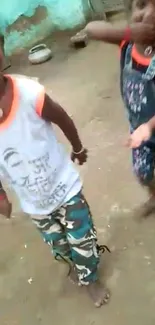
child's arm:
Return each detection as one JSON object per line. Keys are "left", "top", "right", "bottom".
{"left": 41, "top": 94, "right": 87, "bottom": 165}
{"left": 85, "top": 21, "right": 155, "bottom": 45}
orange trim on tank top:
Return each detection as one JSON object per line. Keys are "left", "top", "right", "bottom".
{"left": 119, "top": 41, "right": 152, "bottom": 67}
{"left": 120, "top": 40, "right": 126, "bottom": 50}
{"left": 132, "top": 44, "right": 151, "bottom": 66}
{"left": 36, "top": 86, "right": 45, "bottom": 117}
{"left": 0, "top": 74, "right": 18, "bottom": 131}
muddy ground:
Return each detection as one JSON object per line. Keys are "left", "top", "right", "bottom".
{"left": 0, "top": 32, "right": 155, "bottom": 325}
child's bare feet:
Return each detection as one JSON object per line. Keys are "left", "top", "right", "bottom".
{"left": 0, "top": 194, "right": 12, "bottom": 218}
{"left": 87, "top": 281, "right": 110, "bottom": 307}
{"left": 135, "top": 197, "right": 155, "bottom": 218}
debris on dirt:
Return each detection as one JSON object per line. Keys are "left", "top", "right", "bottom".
{"left": 144, "top": 256, "right": 151, "bottom": 260}
{"left": 111, "top": 204, "right": 120, "bottom": 213}
{"left": 28, "top": 278, "right": 33, "bottom": 284}
{"left": 123, "top": 208, "right": 131, "bottom": 214}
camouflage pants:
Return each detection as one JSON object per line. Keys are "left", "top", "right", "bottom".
{"left": 32, "top": 192, "right": 99, "bottom": 285}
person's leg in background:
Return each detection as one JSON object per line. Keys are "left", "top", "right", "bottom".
{"left": 0, "top": 181, "right": 12, "bottom": 218}
{"left": 132, "top": 143, "right": 155, "bottom": 217}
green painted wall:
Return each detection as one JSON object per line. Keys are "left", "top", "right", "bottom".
{"left": 0, "top": 0, "right": 90, "bottom": 55}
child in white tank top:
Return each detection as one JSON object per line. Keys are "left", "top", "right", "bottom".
{"left": 0, "top": 63, "right": 109, "bottom": 307}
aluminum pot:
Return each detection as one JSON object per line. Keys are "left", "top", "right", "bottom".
{"left": 28, "top": 44, "right": 52, "bottom": 65}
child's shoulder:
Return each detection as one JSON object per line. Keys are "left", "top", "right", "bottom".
{"left": 9, "top": 74, "right": 39, "bottom": 83}
{"left": 9, "top": 74, "right": 40, "bottom": 88}
{"left": 9, "top": 74, "right": 44, "bottom": 99}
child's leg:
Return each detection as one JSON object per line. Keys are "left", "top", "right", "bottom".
{"left": 0, "top": 181, "right": 12, "bottom": 218}
{"left": 32, "top": 213, "right": 72, "bottom": 261}
{"left": 58, "top": 192, "right": 109, "bottom": 307}
{"left": 132, "top": 144, "right": 155, "bottom": 217}
{"left": 32, "top": 212, "right": 79, "bottom": 283}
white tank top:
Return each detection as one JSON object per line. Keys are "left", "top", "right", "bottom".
{"left": 0, "top": 75, "right": 82, "bottom": 215}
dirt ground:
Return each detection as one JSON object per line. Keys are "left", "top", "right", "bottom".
{"left": 1, "top": 33, "right": 155, "bottom": 325}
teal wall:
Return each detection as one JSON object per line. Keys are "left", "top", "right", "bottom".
{"left": 0, "top": 0, "right": 88, "bottom": 55}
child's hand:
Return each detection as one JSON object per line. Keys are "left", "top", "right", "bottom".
{"left": 71, "top": 148, "right": 88, "bottom": 165}
{"left": 126, "top": 123, "right": 151, "bottom": 149}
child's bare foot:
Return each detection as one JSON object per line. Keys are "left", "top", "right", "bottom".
{"left": 87, "top": 281, "right": 110, "bottom": 307}
{"left": 135, "top": 197, "right": 155, "bottom": 218}
{"left": 0, "top": 194, "right": 12, "bottom": 218}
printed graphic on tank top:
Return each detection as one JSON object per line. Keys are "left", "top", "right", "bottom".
{"left": 0, "top": 76, "right": 82, "bottom": 215}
